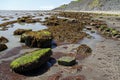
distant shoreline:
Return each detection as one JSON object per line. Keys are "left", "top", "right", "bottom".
{"left": 54, "top": 10, "right": 120, "bottom": 15}
{"left": 0, "top": 10, "right": 120, "bottom": 15}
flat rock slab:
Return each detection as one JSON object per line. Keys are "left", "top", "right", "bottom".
{"left": 58, "top": 56, "right": 76, "bottom": 66}
{"left": 10, "top": 48, "right": 52, "bottom": 73}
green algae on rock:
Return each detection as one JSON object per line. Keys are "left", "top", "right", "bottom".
{"left": 10, "top": 48, "right": 52, "bottom": 72}
{"left": 58, "top": 56, "right": 76, "bottom": 66}
{"left": 20, "top": 30, "right": 52, "bottom": 48}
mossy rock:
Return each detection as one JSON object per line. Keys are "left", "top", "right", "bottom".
{"left": 0, "top": 44, "right": 7, "bottom": 51}
{"left": 58, "top": 56, "right": 76, "bottom": 66}
{"left": 111, "top": 30, "right": 119, "bottom": 36}
{"left": 20, "top": 30, "right": 53, "bottom": 48}
{"left": 105, "top": 28, "right": 112, "bottom": 32}
{"left": 14, "top": 29, "right": 32, "bottom": 35}
{"left": 99, "top": 25, "right": 107, "bottom": 31}
{"left": 10, "top": 48, "right": 52, "bottom": 72}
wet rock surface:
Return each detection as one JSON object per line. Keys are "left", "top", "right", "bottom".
{"left": 17, "top": 16, "right": 40, "bottom": 23}
{"left": 14, "top": 29, "right": 32, "bottom": 35}
{"left": 0, "top": 36, "right": 9, "bottom": 43}
{"left": 76, "top": 44, "right": 92, "bottom": 56}
{"left": 10, "top": 48, "right": 52, "bottom": 73}
{"left": 0, "top": 44, "right": 8, "bottom": 51}
{"left": 20, "top": 30, "right": 52, "bottom": 48}
{"left": 58, "top": 56, "right": 76, "bottom": 66}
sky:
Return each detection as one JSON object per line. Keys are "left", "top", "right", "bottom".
{"left": 0, "top": 0, "right": 73, "bottom": 10}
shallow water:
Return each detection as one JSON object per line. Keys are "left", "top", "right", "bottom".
{"left": 80, "top": 26, "right": 104, "bottom": 49}
{"left": 0, "top": 23, "right": 47, "bottom": 53}
{"left": 0, "top": 11, "right": 51, "bottom": 54}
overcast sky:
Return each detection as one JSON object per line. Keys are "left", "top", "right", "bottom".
{"left": 0, "top": 0, "right": 73, "bottom": 10}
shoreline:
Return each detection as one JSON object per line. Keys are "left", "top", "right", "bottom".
{"left": 54, "top": 10, "right": 120, "bottom": 15}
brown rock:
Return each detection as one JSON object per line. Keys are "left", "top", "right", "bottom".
{"left": 0, "top": 36, "right": 9, "bottom": 43}
{"left": 0, "top": 44, "right": 7, "bottom": 51}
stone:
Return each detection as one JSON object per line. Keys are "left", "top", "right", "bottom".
{"left": 14, "top": 29, "right": 32, "bottom": 35}
{"left": 86, "top": 27, "right": 92, "bottom": 30}
{"left": 20, "top": 30, "right": 53, "bottom": 48}
{"left": 17, "top": 16, "right": 37, "bottom": 23}
{"left": 58, "top": 56, "right": 76, "bottom": 66}
{"left": 0, "top": 44, "right": 7, "bottom": 51}
{"left": 10, "top": 48, "right": 52, "bottom": 72}
{"left": 0, "top": 36, "right": 8, "bottom": 44}
{"left": 76, "top": 44, "right": 92, "bottom": 55}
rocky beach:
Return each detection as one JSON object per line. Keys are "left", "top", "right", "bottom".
{"left": 0, "top": 10, "right": 120, "bottom": 80}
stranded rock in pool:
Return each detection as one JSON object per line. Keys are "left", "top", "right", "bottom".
{"left": 10, "top": 48, "right": 52, "bottom": 72}
{"left": 20, "top": 30, "right": 53, "bottom": 48}
{"left": 76, "top": 44, "right": 92, "bottom": 56}
{"left": 58, "top": 56, "right": 76, "bottom": 66}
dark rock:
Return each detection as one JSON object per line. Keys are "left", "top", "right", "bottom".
{"left": 0, "top": 36, "right": 8, "bottom": 43}
{"left": 76, "top": 44, "right": 92, "bottom": 55}
{"left": 14, "top": 29, "right": 32, "bottom": 35}
{"left": 86, "top": 27, "right": 92, "bottom": 30}
{"left": 0, "top": 44, "right": 7, "bottom": 51}
{"left": 17, "top": 16, "right": 38, "bottom": 23}
{"left": 20, "top": 30, "right": 53, "bottom": 48}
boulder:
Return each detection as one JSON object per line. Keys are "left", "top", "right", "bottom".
{"left": 20, "top": 30, "right": 53, "bottom": 48}
{"left": 0, "top": 36, "right": 8, "bottom": 43}
{"left": 14, "top": 29, "right": 32, "bottom": 35}
{"left": 86, "top": 27, "right": 92, "bottom": 30}
{"left": 0, "top": 44, "right": 7, "bottom": 51}
{"left": 76, "top": 44, "right": 92, "bottom": 55}
{"left": 58, "top": 56, "right": 76, "bottom": 66}
{"left": 10, "top": 48, "right": 52, "bottom": 72}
